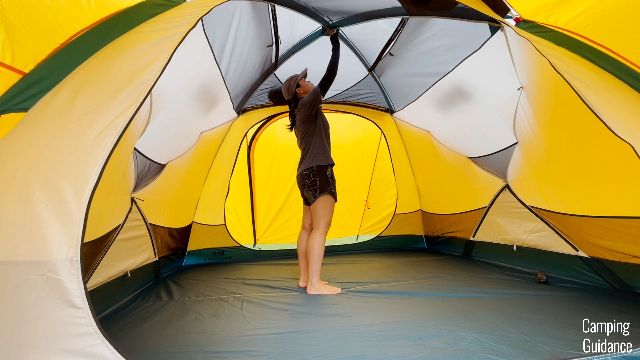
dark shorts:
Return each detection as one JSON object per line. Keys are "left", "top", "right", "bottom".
{"left": 296, "top": 164, "right": 338, "bottom": 206}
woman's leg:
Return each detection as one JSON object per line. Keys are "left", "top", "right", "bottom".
{"left": 297, "top": 204, "right": 329, "bottom": 288}
{"left": 296, "top": 204, "right": 313, "bottom": 287}
{"left": 306, "top": 194, "right": 341, "bottom": 295}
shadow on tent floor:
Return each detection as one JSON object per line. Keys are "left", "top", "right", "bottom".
{"left": 99, "top": 250, "right": 640, "bottom": 360}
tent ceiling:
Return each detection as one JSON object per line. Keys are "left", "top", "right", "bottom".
{"left": 202, "top": 1, "right": 273, "bottom": 110}
{"left": 274, "top": 35, "right": 368, "bottom": 98}
{"left": 267, "top": 0, "right": 494, "bottom": 25}
{"left": 394, "top": 31, "right": 520, "bottom": 157}
{"left": 340, "top": 17, "right": 403, "bottom": 67}
{"left": 375, "top": 17, "right": 492, "bottom": 111}
{"left": 199, "top": 1, "right": 499, "bottom": 112}
{"left": 273, "top": 4, "right": 321, "bottom": 56}
{"left": 269, "top": 0, "right": 403, "bottom": 23}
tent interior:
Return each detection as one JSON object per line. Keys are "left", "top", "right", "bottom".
{"left": 1, "top": 0, "right": 640, "bottom": 359}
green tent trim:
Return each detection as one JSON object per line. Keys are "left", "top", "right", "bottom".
{"left": 0, "top": 0, "right": 185, "bottom": 115}
{"left": 518, "top": 20, "right": 640, "bottom": 93}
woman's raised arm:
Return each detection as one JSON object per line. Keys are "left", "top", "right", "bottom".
{"left": 317, "top": 29, "right": 340, "bottom": 98}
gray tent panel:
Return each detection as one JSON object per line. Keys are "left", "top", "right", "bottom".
{"left": 132, "top": 148, "right": 165, "bottom": 193}
{"left": 375, "top": 17, "right": 491, "bottom": 111}
{"left": 470, "top": 143, "right": 517, "bottom": 180}
{"left": 327, "top": 74, "right": 389, "bottom": 108}
{"left": 203, "top": 1, "right": 273, "bottom": 111}
{"left": 244, "top": 74, "right": 284, "bottom": 109}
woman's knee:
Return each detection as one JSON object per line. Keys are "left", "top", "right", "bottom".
{"left": 311, "top": 219, "right": 331, "bottom": 234}
{"left": 301, "top": 220, "right": 313, "bottom": 233}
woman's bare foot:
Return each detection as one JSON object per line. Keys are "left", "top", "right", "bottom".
{"left": 298, "top": 280, "right": 328, "bottom": 288}
{"left": 306, "top": 282, "right": 341, "bottom": 295}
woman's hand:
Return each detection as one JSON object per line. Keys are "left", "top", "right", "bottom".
{"left": 324, "top": 27, "right": 337, "bottom": 36}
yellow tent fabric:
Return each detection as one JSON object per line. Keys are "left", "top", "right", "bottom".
{"left": 0, "top": 1, "right": 142, "bottom": 94}
{"left": 507, "top": 0, "right": 640, "bottom": 70}
{"left": 0, "top": 1, "right": 225, "bottom": 358}
{"left": 135, "top": 121, "right": 233, "bottom": 228}
{"left": 505, "top": 27, "right": 640, "bottom": 216}
{"left": 0, "top": 112, "right": 24, "bottom": 139}
{"left": 226, "top": 112, "right": 396, "bottom": 248}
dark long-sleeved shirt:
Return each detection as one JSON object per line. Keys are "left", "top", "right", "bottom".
{"left": 294, "top": 32, "right": 340, "bottom": 174}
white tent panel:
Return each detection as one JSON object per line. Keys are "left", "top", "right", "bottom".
{"left": 394, "top": 32, "right": 520, "bottom": 157}
{"left": 275, "top": 36, "right": 367, "bottom": 98}
{"left": 135, "top": 23, "right": 236, "bottom": 164}
{"left": 341, "top": 17, "right": 402, "bottom": 66}
{"left": 275, "top": 5, "right": 321, "bottom": 57}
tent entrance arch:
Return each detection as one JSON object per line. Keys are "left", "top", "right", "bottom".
{"left": 225, "top": 111, "right": 398, "bottom": 249}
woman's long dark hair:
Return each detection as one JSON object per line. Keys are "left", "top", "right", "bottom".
{"left": 286, "top": 96, "right": 300, "bottom": 131}
{"left": 268, "top": 86, "right": 299, "bottom": 132}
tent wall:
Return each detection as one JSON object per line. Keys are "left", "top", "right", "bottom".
{"left": 0, "top": 0, "right": 144, "bottom": 94}
{"left": 87, "top": 200, "right": 156, "bottom": 290}
{"left": 136, "top": 122, "right": 233, "bottom": 227}
{"left": 394, "top": 120, "right": 504, "bottom": 213}
{"left": 0, "top": 0, "right": 186, "bottom": 117}
{"left": 185, "top": 103, "right": 507, "bottom": 251}
{"left": 0, "top": 0, "right": 225, "bottom": 358}
{"left": 225, "top": 113, "right": 397, "bottom": 248}
{"left": 134, "top": 22, "right": 236, "bottom": 164}
{"left": 189, "top": 104, "right": 425, "bottom": 251}
{"left": 0, "top": 112, "right": 23, "bottom": 139}
{"left": 504, "top": 27, "right": 640, "bottom": 264}
{"left": 507, "top": 0, "right": 640, "bottom": 69}
{"left": 474, "top": 187, "right": 584, "bottom": 256}
{"left": 192, "top": 107, "right": 283, "bottom": 244}
{"left": 509, "top": 25, "right": 640, "bottom": 156}
{"left": 428, "top": 237, "right": 613, "bottom": 288}
{"left": 85, "top": 97, "right": 151, "bottom": 242}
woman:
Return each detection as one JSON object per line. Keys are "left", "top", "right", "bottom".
{"left": 268, "top": 28, "right": 341, "bottom": 295}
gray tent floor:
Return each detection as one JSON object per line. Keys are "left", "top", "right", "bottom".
{"left": 100, "top": 250, "right": 640, "bottom": 360}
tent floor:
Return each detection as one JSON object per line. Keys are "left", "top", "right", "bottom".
{"left": 100, "top": 250, "right": 640, "bottom": 359}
